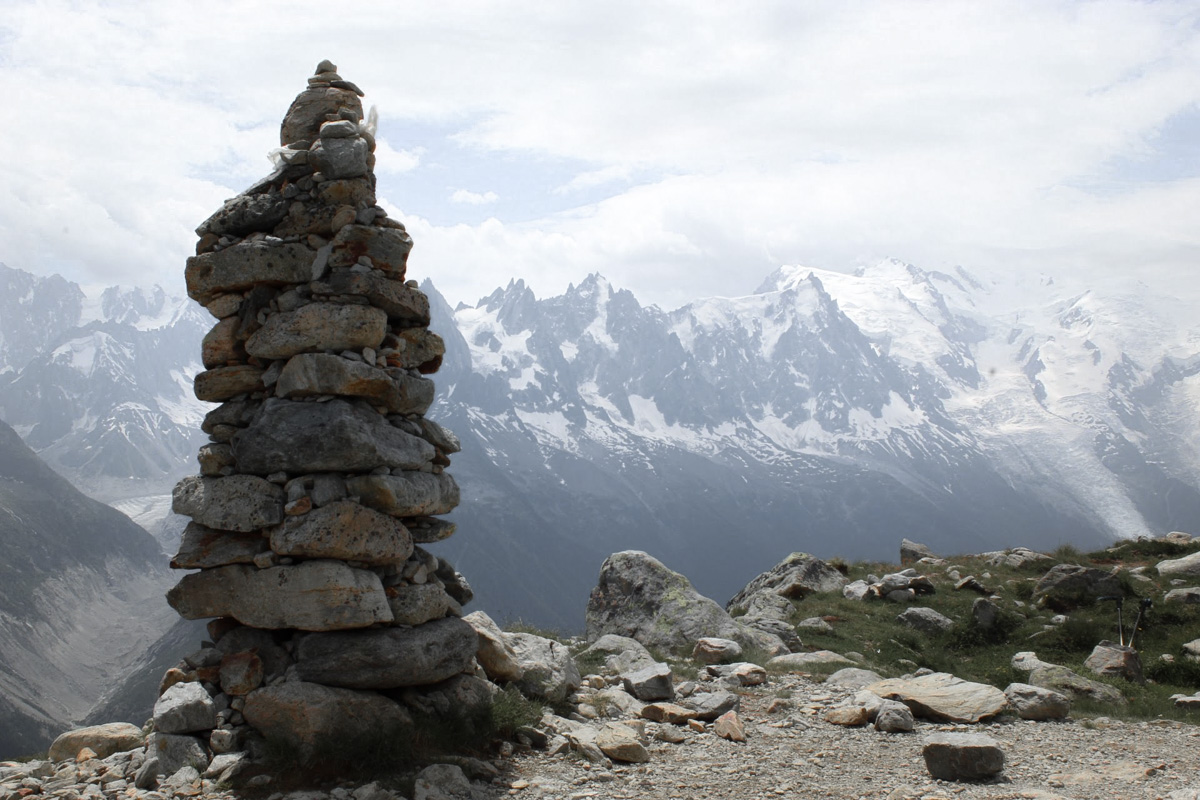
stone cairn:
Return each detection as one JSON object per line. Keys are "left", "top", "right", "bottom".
{"left": 152, "top": 61, "right": 485, "bottom": 781}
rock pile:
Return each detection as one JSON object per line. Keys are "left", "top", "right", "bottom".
{"left": 152, "top": 61, "right": 480, "bottom": 784}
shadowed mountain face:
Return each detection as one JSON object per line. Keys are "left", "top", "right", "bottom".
{"left": 0, "top": 419, "right": 176, "bottom": 759}
{"left": 2, "top": 261, "right": 1199, "bottom": 636}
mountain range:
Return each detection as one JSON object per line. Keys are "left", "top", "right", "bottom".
{"left": 1, "top": 259, "right": 1198, "bottom": 638}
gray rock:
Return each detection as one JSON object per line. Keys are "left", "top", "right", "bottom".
{"left": 505, "top": 632, "right": 582, "bottom": 702}
{"left": 766, "top": 651, "right": 855, "bottom": 671}
{"left": 922, "top": 733, "right": 1005, "bottom": 781}
{"left": 727, "top": 552, "right": 847, "bottom": 613}
{"left": 245, "top": 302, "right": 387, "bottom": 359}
{"left": 867, "top": 673, "right": 1008, "bottom": 723}
{"left": 1157, "top": 551, "right": 1200, "bottom": 577}
{"left": 1028, "top": 664, "right": 1127, "bottom": 705}
{"left": 586, "top": 550, "right": 780, "bottom": 656}
{"left": 797, "top": 616, "right": 834, "bottom": 633}
{"left": 413, "top": 763, "right": 475, "bottom": 800}
{"left": 824, "top": 667, "right": 884, "bottom": 690}
{"left": 198, "top": 192, "right": 290, "bottom": 237}
{"left": 874, "top": 699, "right": 915, "bottom": 732}
{"left": 971, "top": 597, "right": 1000, "bottom": 629}
{"left": 310, "top": 135, "right": 369, "bottom": 179}
{"left": 622, "top": 662, "right": 674, "bottom": 701}
{"left": 345, "top": 472, "right": 461, "bottom": 517}
{"left": 235, "top": 399, "right": 433, "bottom": 475}
{"left": 311, "top": 269, "right": 430, "bottom": 325}
{"left": 692, "top": 637, "right": 743, "bottom": 665}
{"left": 185, "top": 242, "right": 314, "bottom": 305}
{"left": 900, "top": 538, "right": 936, "bottom": 564}
{"left": 579, "top": 634, "right": 658, "bottom": 675}
{"left": 268, "top": 499, "right": 414, "bottom": 565}
{"left": 594, "top": 723, "right": 650, "bottom": 764}
{"left": 1165, "top": 587, "right": 1200, "bottom": 604}
{"left": 462, "top": 610, "right": 524, "bottom": 682}
{"left": 1003, "top": 683, "right": 1070, "bottom": 720}
{"left": 983, "top": 547, "right": 1050, "bottom": 569}
{"left": 47, "top": 723, "right": 145, "bottom": 762}
{"left": 133, "top": 756, "right": 161, "bottom": 789}
{"left": 215, "top": 626, "right": 291, "bottom": 676}
{"left": 707, "top": 662, "right": 767, "bottom": 687}
{"left": 167, "top": 560, "right": 392, "bottom": 630}
{"left": 149, "top": 733, "right": 208, "bottom": 778}
{"left": 243, "top": 681, "right": 412, "bottom": 761}
{"left": 275, "top": 353, "right": 434, "bottom": 414}
{"left": 172, "top": 475, "right": 284, "bottom": 533}
{"left": 153, "top": 682, "right": 217, "bottom": 734}
{"left": 329, "top": 224, "right": 414, "bottom": 275}
{"left": 388, "top": 582, "right": 460, "bottom": 625}
{"left": 171, "top": 522, "right": 268, "bottom": 569}
{"left": 896, "top": 606, "right": 955, "bottom": 633}
{"left": 1083, "top": 641, "right": 1143, "bottom": 682}
{"left": 686, "top": 689, "right": 740, "bottom": 721}
{"left": 1031, "top": 563, "right": 1121, "bottom": 611}
{"left": 843, "top": 580, "right": 870, "bottom": 600}
{"left": 295, "top": 616, "right": 478, "bottom": 688}
{"left": 281, "top": 84, "right": 364, "bottom": 145}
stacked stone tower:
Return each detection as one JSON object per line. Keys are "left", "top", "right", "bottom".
{"left": 158, "top": 61, "right": 482, "bottom": 766}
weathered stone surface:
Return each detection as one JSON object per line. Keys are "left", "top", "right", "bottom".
{"left": 219, "top": 651, "right": 264, "bottom": 696}
{"left": 505, "top": 632, "right": 582, "bottom": 702}
{"left": 388, "top": 582, "right": 460, "bottom": 625}
{"left": 185, "top": 242, "right": 314, "bottom": 305}
{"left": 875, "top": 699, "right": 916, "bottom": 732}
{"left": 400, "top": 673, "right": 494, "bottom": 735}
{"left": 1164, "top": 587, "right": 1200, "bottom": 604}
{"left": 587, "top": 550, "right": 780, "bottom": 656}
{"left": 312, "top": 270, "right": 430, "bottom": 325}
{"left": 268, "top": 499, "right": 413, "bottom": 564}
{"left": 896, "top": 606, "right": 955, "bottom": 633}
{"left": 329, "top": 224, "right": 413, "bottom": 274}
{"left": 623, "top": 662, "right": 674, "bottom": 701}
{"left": 275, "top": 353, "right": 434, "bottom": 414}
{"left": 1004, "top": 682, "right": 1070, "bottom": 720}
{"left": 686, "top": 690, "right": 739, "bottom": 721}
{"left": 393, "top": 328, "right": 445, "bottom": 372}
{"left": 713, "top": 710, "right": 746, "bottom": 742}
{"left": 867, "top": 673, "right": 1008, "bottom": 723}
{"left": 640, "top": 702, "right": 697, "bottom": 724}
{"left": 922, "top": 733, "right": 1005, "bottom": 781}
{"left": 153, "top": 681, "right": 217, "bottom": 734}
{"left": 413, "top": 763, "right": 475, "bottom": 800}
{"left": 462, "top": 610, "right": 525, "bottom": 683}
{"left": 215, "top": 626, "right": 291, "bottom": 676}
{"left": 167, "top": 560, "right": 392, "bottom": 630}
{"left": 767, "top": 651, "right": 855, "bottom": 671}
{"left": 198, "top": 191, "right": 290, "bottom": 237}
{"left": 1084, "top": 641, "right": 1143, "bottom": 682}
{"left": 708, "top": 662, "right": 768, "bottom": 687}
{"left": 345, "top": 472, "right": 460, "bottom": 517}
{"left": 243, "top": 681, "right": 410, "bottom": 761}
{"left": 595, "top": 723, "right": 650, "bottom": 763}
{"left": 197, "top": 443, "right": 236, "bottom": 476}
{"left": 1029, "top": 664, "right": 1127, "bottom": 705}
{"left": 728, "top": 552, "right": 847, "bottom": 613}
{"left": 201, "top": 317, "right": 245, "bottom": 368}
{"left": 825, "top": 667, "right": 884, "bottom": 690}
{"left": 171, "top": 522, "right": 266, "bottom": 569}
{"left": 295, "top": 616, "right": 477, "bottom": 688}
{"left": 900, "top": 538, "right": 936, "bottom": 564}
{"left": 692, "top": 637, "right": 743, "bottom": 665}
{"left": 193, "top": 365, "right": 265, "bottom": 402}
{"left": 172, "top": 475, "right": 284, "bottom": 532}
{"left": 149, "top": 733, "right": 208, "bottom": 777}
{"left": 983, "top": 547, "right": 1050, "bottom": 569}
{"left": 281, "top": 85, "right": 364, "bottom": 146}
{"left": 47, "top": 723, "right": 144, "bottom": 762}
{"left": 825, "top": 706, "right": 870, "bottom": 726}
{"left": 408, "top": 516, "right": 457, "bottom": 544}
{"left": 245, "top": 302, "right": 387, "bottom": 360}
{"left": 310, "top": 135, "right": 368, "bottom": 179}
{"left": 234, "top": 398, "right": 434, "bottom": 475}
{"left": 1157, "top": 550, "right": 1200, "bottom": 577}
{"left": 971, "top": 597, "right": 1000, "bottom": 629}
{"left": 1031, "top": 564, "right": 1122, "bottom": 611}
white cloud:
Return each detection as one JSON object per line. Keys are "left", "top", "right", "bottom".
{"left": 449, "top": 188, "right": 499, "bottom": 205}
{"left": 0, "top": 0, "right": 1197, "bottom": 310}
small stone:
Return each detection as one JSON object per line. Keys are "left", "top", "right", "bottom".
{"left": 713, "top": 710, "right": 746, "bottom": 742}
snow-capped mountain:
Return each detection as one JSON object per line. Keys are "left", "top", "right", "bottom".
{"left": 1, "top": 259, "right": 1197, "bottom": 630}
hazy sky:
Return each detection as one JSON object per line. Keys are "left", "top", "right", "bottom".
{"left": 1, "top": 1, "right": 1198, "bottom": 309}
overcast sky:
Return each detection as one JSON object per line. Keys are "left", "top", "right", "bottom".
{"left": 1, "top": 0, "right": 1197, "bottom": 310}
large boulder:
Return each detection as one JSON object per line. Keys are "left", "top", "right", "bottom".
{"left": 586, "top": 551, "right": 782, "bottom": 656}
{"left": 48, "top": 723, "right": 145, "bottom": 762}
{"left": 1084, "top": 641, "right": 1143, "bottom": 682}
{"left": 294, "top": 616, "right": 477, "bottom": 688}
{"left": 726, "top": 552, "right": 847, "bottom": 613}
{"left": 1031, "top": 564, "right": 1122, "bottom": 611}
{"left": 504, "top": 632, "right": 582, "bottom": 702}
{"left": 866, "top": 673, "right": 1008, "bottom": 723}
{"left": 922, "top": 733, "right": 1005, "bottom": 781}
{"left": 896, "top": 606, "right": 954, "bottom": 633}
{"left": 233, "top": 399, "right": 434, "bottom": 475}
{"left": 1028, "top": 664, "right": 1126, "bottom": 705}
{"left": 766, "top": 651, "right": 855, "bottom": 671}
{"left": 1158, "top": 550, "right": 1200, "bottom": 577}
{"left": 242, "top": 681, "right": 412, "bottom": 761}
{"left": 579, "top": 634, "right": 658, "bottom": 675}
{"left": 900, "top": 539, "right": 936, "bottom": 564}
{"left": 1003, "top": 683, "right": 1070, "bottom": 720}
{"left": 461, "top": 611, "right": 524, "bottom": 683}
{"left": 153, "top": 682, "right": 217, "bottom": 734}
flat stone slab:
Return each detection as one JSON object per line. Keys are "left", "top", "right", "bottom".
{"left": 172, "top": 475, "right": 283, "bottom": 532}
{"left": 274, "top": 353, "right": 434, "bottom": 414}
{"left": 312, "top": 270, "right": 430, "bottom": 325}
{"left": 867, "top": 672, "right": 1008, "bottom": 723}
{"left": 244, "top": 302, "right": 387, "bottom": 359}
{"left": 923, "top": 732, "right": 1005, "bottom": 781}
{"left": 233, "top": 398, "right": 433, "bottom": 475}
{"left": 268, "top": 499, "right": 413, "bottom": 565}
{"left": 766, "top": 651, "right": 855, "bottom": 671}
{"left": 171, "top": 523, "right": 267, "bottom": 569}
{"left": 185, "top": 242, "right": 314, "bottom": 305}
{"left": 345, "top": 472, "right": 460, "bottom": 517}
{"left": 294, "top": 616, "right": 477, "bottom": 689}
{"left": 167, "top": 560, "right": 392, "bottom": 630}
